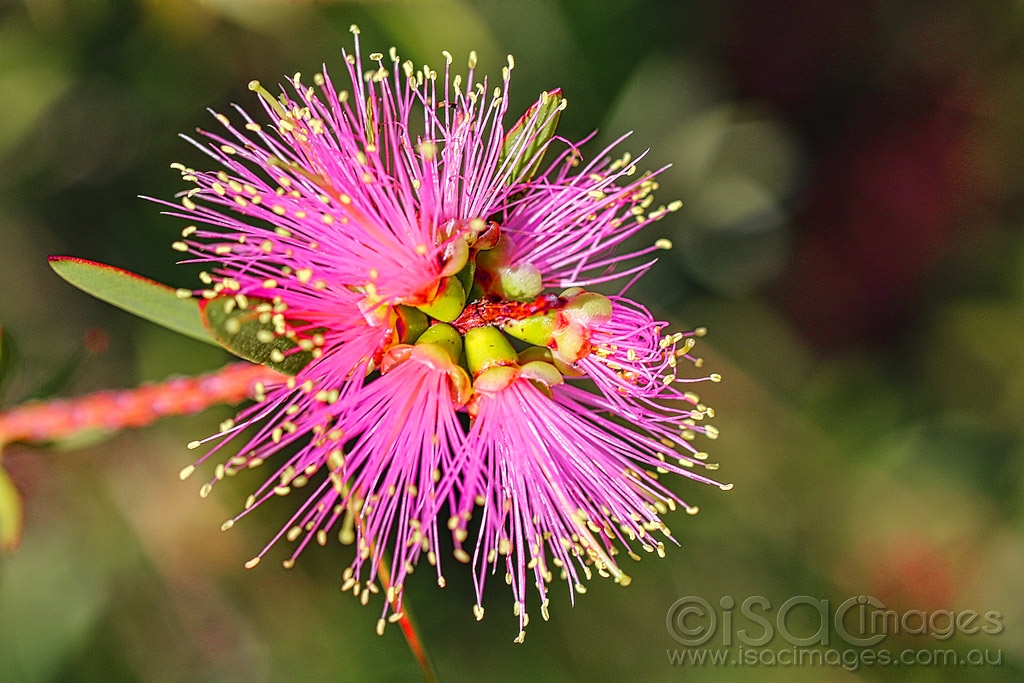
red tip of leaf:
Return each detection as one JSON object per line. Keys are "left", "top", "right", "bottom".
{"left": 48, "top": 255, "right": 173, "bottom": 289}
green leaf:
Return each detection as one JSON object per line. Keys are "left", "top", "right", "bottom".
{"left": 48, "top": 256, "right": 217, "bottom": 346}
{"left": 499, "top": 88, "right": 564, "bottom": 186}
{"left": 200, "top": 296, "right": 313, "bottom": 375}
{"left": 0, "top": 465, "right": 23, "bottom": 552}
{"left": 0, "top": 326, "right": 12, "bottom": 400}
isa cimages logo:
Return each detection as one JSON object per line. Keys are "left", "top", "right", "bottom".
{"left": 665, "top": 595, "right": 1004, "bottom": 671}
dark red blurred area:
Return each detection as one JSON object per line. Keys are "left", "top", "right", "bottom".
{"left": 719, "top": 0, "right": 1006, "bottom": 348}
{"left": 778, "top": 101, "right": 977, "bottom": 347}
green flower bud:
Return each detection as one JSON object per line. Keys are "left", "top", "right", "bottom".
{"left": 562, "top": 290, "right": 612, "bottom": 327}
{"left": 415, "top": 323, "right": 463, "bottom": 364}
{"left": 550, "top": 322, "right": 590, "bottom": 365}
{"left": 396, "top": 305, "right": 429, "bottom": 343}
{"left": 475, "top": 236, "right": 543, "bottom": 300}
{"left": 439, "top": 237, "right": 471, "bottom": 277}
{"left": 464, "top": 326, "right": 517, "bottom": 376}
{"left": 519, "top": 360, "right": 563, "bottom": 387}
{"left": 471, "top": 365, "right": 519, "bottom": 394}
{"left": 498, "top": 262, "right": 543, "bottom": 300}
{"left": 517, "top": 345, "right": 554, "bottom": 365}
{"left": 502, "top": 310, "right": 556, "bottom": 346}
{"left": 416, "top": 276, "right": 467, "bottom": 323}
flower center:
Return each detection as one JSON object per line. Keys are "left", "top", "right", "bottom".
{"left": 451, "top": 293, "right": 566, "bottom": 333}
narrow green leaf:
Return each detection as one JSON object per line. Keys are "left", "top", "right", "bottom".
{"left": 200, "top": 296, "right": 313, "bottom": 375}
{"left": 0, "top": 465, "right": 24, "bottom": 552}
{"left": 0, "top": 326, "right": 11, "bottom": 399}
{"left": 499, "top": 88, "right": 564, "bottom": 186}
{"left": 48, "top": 256, "right": 216, "bottom": 346}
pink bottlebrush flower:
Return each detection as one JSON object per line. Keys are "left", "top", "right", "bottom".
{"left": 163, "top": 27, "right": 725, "bottom": 639}
{"left": 197, "top": 327, "right": 471, "bottom": 632}
{"left": 578, "top": 295, "right": 720, "bottom": 428}
{"left": 493, "top": 137, "right": 680, "bottom": 291}
{"left": 453, "top": 326, "right": 724, "bottom": 642}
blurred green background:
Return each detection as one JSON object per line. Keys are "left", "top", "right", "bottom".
{"left": 1, "top": 0, "right": 1023, "bottom": 680}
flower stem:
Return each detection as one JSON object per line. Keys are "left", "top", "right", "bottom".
{"left": 376, "top": 556, "right": 439, "bottom": 683}
{"left": 0, "top": 362, "right": 285, "bottom": 450}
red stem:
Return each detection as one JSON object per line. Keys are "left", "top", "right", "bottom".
{"left": 376, "top": 555, "right": 439, "bottom": 683}
{"left": 0, "top": 362, "right": 285, "bottom": 448}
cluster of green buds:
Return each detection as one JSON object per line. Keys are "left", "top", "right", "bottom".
{"left": 390, "top": 219, "right": 615, "bottom": 411}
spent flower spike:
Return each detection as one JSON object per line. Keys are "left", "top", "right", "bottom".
{"left": 162, "top": 27, "right": 727, "bottom": 640}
